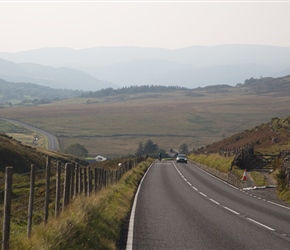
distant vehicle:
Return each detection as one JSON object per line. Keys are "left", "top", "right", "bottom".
{"left": 176, "top": 154, "right": 187, "bottom": 163}
{"left": 95, "top": 155, "right": 107, "bottom": 162}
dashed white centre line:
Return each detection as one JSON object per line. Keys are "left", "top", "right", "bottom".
{"left": 173, "top": 162, "right": 278, "bottom": 233}
{"left": 199, "top": 192, "right": 207, "bottom": 198}
{"left": 223, "top": 206, "right": 240, "bottom": 215}
{"left": 209, "top": 198, "right": 220, "bottom": 205}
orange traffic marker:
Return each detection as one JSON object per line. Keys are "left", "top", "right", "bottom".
{"left": 241, "top": 169, "right": 247, "bottom": 181}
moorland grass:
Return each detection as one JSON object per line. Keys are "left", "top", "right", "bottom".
{"left": 1, "top": 91, "right": 290, "bottom": 156}
{"left": 12, "top": 158, "right": 154, "bottom": 250}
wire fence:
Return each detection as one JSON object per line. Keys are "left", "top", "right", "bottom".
{"left": 0, "top": 155, "right": 147, "bottom": 250}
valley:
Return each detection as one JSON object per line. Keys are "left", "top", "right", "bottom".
{"left": 1, "top": 83, "right": 290, "bottom": 158}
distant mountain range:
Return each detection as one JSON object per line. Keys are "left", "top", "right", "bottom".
{"left": 0, "top": 58, "right": 115, "bottom": 91}
{"left": 1, "top": 44, "right": 290, "bottom": 90}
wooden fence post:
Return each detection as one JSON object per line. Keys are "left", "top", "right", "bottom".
{"left": 63, "top": 163, "right": 72, "bottom": 211}
{"left": 97, "top": 168, "right": 102, "bottom": 191}
{"left": 44, "top": 156, "right": 51, "bottom": 225}
{"left": 74, "top": 163, "right": 79, "bottom": 196}
{"left": 84, "top": 167, "right": 88, "bottom": 196}
{"left": 2, "top": 166, "right": 13, "bottom": 250}
{"left": 70, "top": 162, "right": 75, "bottom": 199}
{"left": 55, "top": 161, "right": 61, "bottom": 218}
{"left": 94, "top": 167, "right": 97, "bottom": 193}
{"left": 79, "top": 167, "right": 83, "bottom": 194}
{"left": 87, "top": 168, "right": 92, "bottom": 196}
{"left": 27, "top": 164, "right": 36, "bottom": 238}
{"left": 100, "top": 168, "right": 104, "bottom": 190}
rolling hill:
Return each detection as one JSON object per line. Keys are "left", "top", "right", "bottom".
{"left": 1, "top": 74, "right": 290, "bottom": 159}
{"left": 0, "top": 78, "right": 82, "bottom": 105}
{"left": 1, "top": 45, "right": 290, "bottom": 89}
{"left": 0, "top": 58, "right": 116, "bottom": 91}
{"left": 0, "top": 132, "right": 87, "bottom": 173}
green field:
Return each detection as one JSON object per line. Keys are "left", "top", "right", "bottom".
{"left": 0, "top": 89, "right": 290, "bottom": 158}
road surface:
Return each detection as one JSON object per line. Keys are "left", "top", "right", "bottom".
{"left": 127, "top": 160, "right": 290, "bottom": 249}
{"left": 1, "top": 118, "right": 59, "bottom": 151}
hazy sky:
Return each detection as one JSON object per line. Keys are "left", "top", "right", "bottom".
{"left": 0, "top": 1, "right": 290, "bottom": 52}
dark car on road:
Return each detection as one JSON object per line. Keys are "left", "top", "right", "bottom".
{"left": 176, "top": 154, "right": 187, "bottom": 163}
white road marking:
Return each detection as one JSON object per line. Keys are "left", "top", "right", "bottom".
{"left": 126, "top": 162, "right": 154, "bottom": 250}
{"left": 247, "top": 218, "right": 275, "bottom": 231}
{"left": 267, "top": 201, "right": 290, "bottom": 210}
{"left": 172, "top": 161, "right": 279, "bottom": 234}
{"left": 223, "top": 206, "right": 240, "bottom": 215}
{"left": 199, "top": 192, "right": 207, "bottom": 197}
{"left": 209, "top": 198, "right": 220, "bottom": 205}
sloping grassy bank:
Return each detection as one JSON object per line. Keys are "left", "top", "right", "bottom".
{"left": 188, "top": 153, "right": 235, "bottom": 173}
{"left": 188, "top": 153, "right": 265, "bottom": 186}
{"left": 13, "top": 158, "right": 154, "bottom": 250}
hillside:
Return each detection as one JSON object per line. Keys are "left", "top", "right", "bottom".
{"left": 1, "top": 45, "right": 290, "bottom": 89}
{"left": 0, "top": 58, "right": 115, "bottom": 91}
{"left": 0, "top": 78, "right": 82, "bottom": 105}
{"left": 1, "top": 75, "right": 290, "bottom": 158}
{"left": 237, "top": 75, "right": 290, "bottom": 96}
{"left": 0, "top": 133, "right": 86, "bottom": 174}
{"left": 200, "top": 116, "right": 290, "bottom": 155}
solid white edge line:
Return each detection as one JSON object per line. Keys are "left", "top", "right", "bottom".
{"left": 247, "top": 218, "right": 275, "bottom": 231}
{"left": 126, "top": 162, "right": 154, "bottom": 250}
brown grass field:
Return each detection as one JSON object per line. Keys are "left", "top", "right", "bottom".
{"left": 0, "top": 88, "right": 290, "bottom": 158}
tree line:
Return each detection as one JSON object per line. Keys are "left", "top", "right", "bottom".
{"left": 135, "top": 139, "right": 189, "bottom": 158}
{"left": 81, "top": 85, "right": 188, "bottom": 98}
{"left": 64, "top": 140, "right": 189, "bottom": 159}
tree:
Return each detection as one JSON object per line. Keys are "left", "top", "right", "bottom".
{"left": 179, "top": 143, "right": 189, "bottom": 154}
{"left": 143, "top": 139, "right": 158, "bottom": 154}
{"left": 135, "top": 142, "right": 144, "bottom": 156}
{"left": 64, "top": 143, "right": 88, "bottom": 157}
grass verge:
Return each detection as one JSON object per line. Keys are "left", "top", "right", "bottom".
{"left": 249, "top": 171, "right": 266, "bottom": 186}
{"left": 278, "top": 189, "right": 290, "bottom": 204}
{"left": 188, "top": 153, "right": 234, "bottom": 173}
{"left": 12, "top": 158, "right": 154, "bottom": 250}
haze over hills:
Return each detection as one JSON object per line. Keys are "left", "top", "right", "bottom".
{"left": 1, "top": 44, "right": 290, "bottom": 90}
{"left": 0, "top": 58, "right": 116, "bottom": 91}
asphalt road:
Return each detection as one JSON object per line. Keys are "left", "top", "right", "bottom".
{"left": 127, "top": 160, "right": 290, "bottom": 250}
{"left": 1, "top": 118, "right": 59, "bottom": 151}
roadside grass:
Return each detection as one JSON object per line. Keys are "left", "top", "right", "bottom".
{"left": 188, "top": 153, "right": 234, "bottom": 173}
{"left": 278, "top": 189, "right": 290, "bottom": 204}
{"left": 7, "top": 133, "right": 47, "bottom": 149}
{"left": 249, "top": 171, "right": 266, "bottom": 186}
{"left": 0, "top": 120, "right": 30, "bottom": 133}
{"left": 188, "top": 153, "right": 270, "bottom": 186}
{"left": 12, "top": 158, "right": 154, "bottom": 250}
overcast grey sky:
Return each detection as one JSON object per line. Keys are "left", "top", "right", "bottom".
{"left": 0, "top": 1, "right": 290, "bottom": 52}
